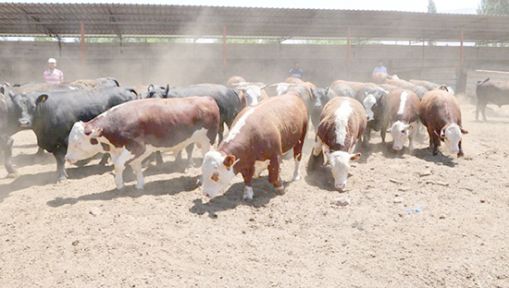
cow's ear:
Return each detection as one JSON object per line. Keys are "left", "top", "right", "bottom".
{"left": 350, "top": 153, "right": 361, "bottom": 161}
{"left": 223, "top": 154, "right": 236, "bottom": 169}
{"left": 36, "top": 94, "right": 48, "bottom": 105}
{"left": 147, "top": 84, "right": 154, "bottom": 92}
{"left": 460, "top": 128, "right": 468, "bottom": 134}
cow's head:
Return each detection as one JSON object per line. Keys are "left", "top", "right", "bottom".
{"left": 65, "top": 121, "right": 104, "bottom": 164}
{"left": 238, "top": 85, "right": 261, "bottom": 107}
{"left": 201, "top": 150, "right": 239, "bottom": 198}
{"left": 10, "top": 92, "right": 45, "bottom": 128}
{"left": 146, "top": 84, "right": 169, "bottom": 98}
{"left": 389, "top": 121, "right": 411, "bottom": 151}
{"left": 363, "top": 92, "right": 377, "bottom": 121}
{"left": 324, "top": 150, "right": 361, "bottom": 191}
{"left": 437, "top": 123, "right": 468, "bottom": 155}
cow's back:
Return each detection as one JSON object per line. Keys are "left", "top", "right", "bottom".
{"left": 420, "top": 90, "right": 461, "bottom": 128}
{"left": 32, "top": 87, "right": 136, "bottom": 151}
{"left": 92, "top": 97, "right": 219, "bottom": 148}
{"left": 220, "top": 95, "right": 308, "bottom": 159}
{"left": 318, "top": 97, "right": 367, "bottom": 151}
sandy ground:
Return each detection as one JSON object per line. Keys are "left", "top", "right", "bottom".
{"left": 0, "top": 101, "right": 508, "bottom": 288}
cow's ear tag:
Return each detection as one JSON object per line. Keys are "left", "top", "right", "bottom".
{"left": 36, "top": 94, "right": 48, "bottom": 105}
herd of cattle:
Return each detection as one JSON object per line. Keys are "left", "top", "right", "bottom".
{"left": 0, "top": 74, "right": 504, "bottom": 200}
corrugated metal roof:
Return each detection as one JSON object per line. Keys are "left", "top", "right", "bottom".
{"left": 0, "top": 3, "right": 508, "bottom": 41}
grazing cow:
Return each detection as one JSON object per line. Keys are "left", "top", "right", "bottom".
{"left": 420, "top": 89, "right": 468, "bottom": 157}
{"left": 201, "top": 94, "right": 308, "bottom": 200}
{"left": 147, "top": 84, "right": 245, "bottom": 143}
{"left": 308, "top": 97, "right": 366, "bottom": 191}
{"left": 11, "top": 87, "right": 137, "bottom": 180}
{"left": 65, "top": 97, "right": 220, "bottom": 190}
{"left": 475, "top": 78, "right": 509, "bottom": 121}
{"left": 381, "top": 89, "right": 420, "bottom": 151}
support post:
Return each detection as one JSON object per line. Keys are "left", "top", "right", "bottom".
{"left": 80, "top": 21, "right": 86, "bottom": 67}
{"left": 457, "top": 30, "right": 466, "bottom": 93}
{"left": 223, "top": 25, "right": 228, "bottom": 79}
{"left": 346, "top": 27, "right": 352, "bottom": 80}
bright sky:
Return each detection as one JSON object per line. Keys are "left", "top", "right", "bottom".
{"left": 2, "top": 0, "right": 480, "bottom": 14}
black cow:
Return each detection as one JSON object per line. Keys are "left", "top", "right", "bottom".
{"left": 476, "top": 78, "right": 509, "bottom": 121}
{"left": 0, "top": 83, "right": 76, "bottom": 177}
{"left": 147, "top": 84, "right": 245, "bottom": 143}
{"left": 11, "top": 87, "right": 137, "bottom": 180}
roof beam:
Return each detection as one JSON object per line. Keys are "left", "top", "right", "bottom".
{"left": 18, "top": 7, "right": 60, "bottom": 38}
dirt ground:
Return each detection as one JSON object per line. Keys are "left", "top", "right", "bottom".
{"left": 0, "top": 101, "right": 508, "bottom": 288}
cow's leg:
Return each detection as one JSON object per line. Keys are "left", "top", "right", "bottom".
{"left": 35, "top": 147, "right": 45, "bottom": 157}
{"left": 155, "top": 151, "right": 163, "bottom": 165}
{"left": 98, "top": 153, "right": 109, "bottom": 166}
{"left": 241, "top": 166, "right": 255, "bottom": 201}
{"left": 2, "top": 136, "right": 17, "bottom": 178}
{"left": 408, "top": 124, "right": 417, "bottom": 152}
{"left": 217, "top": 122, "right": 225, "bottom": 144}
{"left": 268, "top": 155, "right": 284, "bottom": 194}
{"left": 430, "top": 129, "right": 440, "bottom": 156}
{"left": 130, "top": 160, "right": 145, "bottom": 190}
{"left": 475, "top": 102, "right": 480, "bottom": 121}
{"left": 381, "top": 123, "right": 387, "bottom": 143}
{"left": 54, "top": 148, "right": 68, "bottom": 181}
{"left": 112, "top": 148, "right": 133, "bottom": 190}
{"left": 457, "top": 140, "right": 464, "bottom": 158}
{"left": 481, "top": 103, "right": 487, "bottom": 122}
{"left": 185, "top": 144, "right": 194, "bottom": 167}
{"left": 292, "top": 127, "right": 306, "bottom": 182}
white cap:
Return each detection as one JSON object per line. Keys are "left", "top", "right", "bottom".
{"left": 48, "top": 58, "right": 57, "bottom": 64}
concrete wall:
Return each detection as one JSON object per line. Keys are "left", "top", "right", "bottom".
{"left": 1, "top": 41, "right": 509, "bottom": 89}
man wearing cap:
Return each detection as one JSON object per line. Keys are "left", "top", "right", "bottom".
{"left": 43, "top": 58, "right": 64, "bottom": 85}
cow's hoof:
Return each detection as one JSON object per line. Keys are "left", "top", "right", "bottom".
{"left": 56, "top": 176, "right": 67, "bottom": 183}
{"left": 457, "top": 151, "right": 464, "bottom": 158}
{"left": 135, "top": 185, "right": 144, "bottom": 190}
{"left": 292, "top": 175, "right": 301, "bottom": 181}
{"left": 274, "top": 186, "right": 285, "bottom": 195}
{"left": 5, "top": 172, "right": 18, "bottom": 179}
{"left": 243, "top": 187, "right": 254, "bottom": 201}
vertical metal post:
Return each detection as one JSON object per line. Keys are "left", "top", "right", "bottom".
{"left": 80, "top": 21, "right": 86, "bottom": 67}
{"left": 346, "top": 27, "right": 352, "bottom": 80}
{"left": 223, "top": 25, "right": 228, "bottom": 79}
{"left": 458, "top": 30, "right": 465, "bottom": 93}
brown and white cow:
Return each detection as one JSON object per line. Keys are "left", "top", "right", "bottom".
{"left": 381, "top": 89, "right": 421, "bottom": 152}
{"left": 65, "top": 97, "right": 220, "bottom": 189}
{"left": 201, "top": 94, "right": 308, "bottom": 200}
{"left": 310, "top": 97, "right": 367, "bottom": 191}
{"left": 419, "top": 89, "right": 468, "bottom": 157}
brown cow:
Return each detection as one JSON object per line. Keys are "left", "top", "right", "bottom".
{"left": 419, "top": 89, "right": 468, "bottom": 157}
{"left": 381, "top": 89, "right": 420, "bottom": 152}
{"left": 309, "top": 97, "right": 366, "bottom": 191}
{"left": 201, "top": 94, "right": 308, "bottom": 200}
{"left": 65, "top": 97, "right": 220, "bottom": 189}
